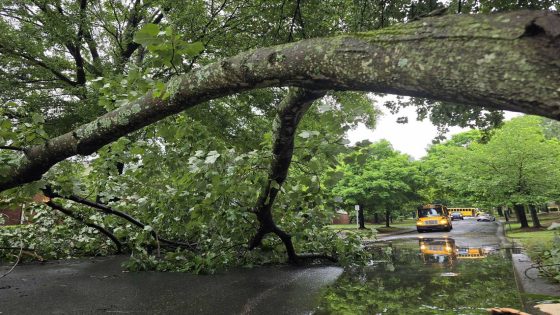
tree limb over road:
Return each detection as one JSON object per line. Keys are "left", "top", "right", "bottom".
{"left": 1, "top": 10, "right": 559, "bottom": 193}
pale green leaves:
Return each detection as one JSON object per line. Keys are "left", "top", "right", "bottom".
{"left": 204, "top": 151, "right": 221, "bottom": 164}
{"left": 133, "top": 24, "right": 205, "bottom": 68}
{"left": 0, "top": 110, "right": 48, "bottom": 146}
{"left": 298, "top": 130, "right": 320, "bottom": 139}
{"left": 397, "top": 58, "right": 408, "bottom": 68}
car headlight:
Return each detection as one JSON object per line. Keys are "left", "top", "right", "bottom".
{"left": 417, "top": 221, "right": 423, "bottom": 225}
{"left": 439, "top": 219, "right": 448, "bottom": 224}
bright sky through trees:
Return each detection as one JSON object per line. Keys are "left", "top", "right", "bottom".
{"left": 348, "top": 96, "right": 522, "bottom": 159}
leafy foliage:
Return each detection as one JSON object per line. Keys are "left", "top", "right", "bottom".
{"left": 421, "top": 116, "right": 560, "bottom": 208}
{"left": 331, "top": 140, "right": 422, "bottom": 225}
{"left": 0, "top": 0, "right": 558, "bottom": 274}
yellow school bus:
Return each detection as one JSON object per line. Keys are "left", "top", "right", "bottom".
{"left": 448, "top": 207, "right": 477, "bottom": 217}
{"left": 416, "top": 204, "right": 452, "bottom": 232}
{"left": 456, "top": 247, "right": 486, "bottom": 259}
{"left": 419, "top": 238, "right": 457, "bottom": 265}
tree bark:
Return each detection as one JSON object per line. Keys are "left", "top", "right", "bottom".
{"left": 1, "top": 10, "right": 559, "bottom": 193}
{"left": 497, "top": 206, "right": 503, "bottom": 217}
{"left": 248, "top": 88, "right": 326, "bottom": 263}
{"left": 529, "top": 204, "right": 542, "bottom": 228}
{"left": 373, "top": 212, "right": 380, "bottom": 224}
{"left": 357, "top": 205, "right": 366, "bottom": 229}
{"left": 514, "top": 204, "right": 529, "bottom": 228}
{"left": 385, "top": 209, "right": 390, "bottom": 228}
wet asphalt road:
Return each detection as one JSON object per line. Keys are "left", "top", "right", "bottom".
{"left": 0, "top": 258, "right": 342, "bottom": 315}
{"left": 382, "top": 217, "right": 501, "bottom": 248}
{"left": 0, "top": 218, "right": 498, "bottom": 315}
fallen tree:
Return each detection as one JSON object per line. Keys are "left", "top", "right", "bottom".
{"left": 247, "top": 88, "right": 339, "bottom": 264}
{"left": 1, "top": 10, "right": 559, "bottom": 193}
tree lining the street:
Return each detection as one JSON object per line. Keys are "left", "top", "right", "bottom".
{"left": 420, "top": 116, "right": 560, "bottom": 228}
{"left": 331, "top": 140, "right": 422, "bottom": 228}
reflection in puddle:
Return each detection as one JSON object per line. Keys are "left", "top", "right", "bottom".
{"left": 316, "top": 238, "right": 523, "bottom": 315}
{"left": 418, "top": 237, "right": 500, "bottom": 267}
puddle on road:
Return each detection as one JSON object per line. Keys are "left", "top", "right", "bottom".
{"left": 316, "top": 237, "right": 523, "bottom": 315}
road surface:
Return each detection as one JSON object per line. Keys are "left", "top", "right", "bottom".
{"left": 0, "top": 218, "right": 512, "bottom": 314}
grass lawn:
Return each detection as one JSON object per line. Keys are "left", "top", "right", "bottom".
{"left": 505, "top": 212, "right": 560, "bottom": 228}
{"left": 505, "top": 212, "right": 560, "bottom": 259}
{"left": 507, "top": 228, "right": 556, "bottom": 257}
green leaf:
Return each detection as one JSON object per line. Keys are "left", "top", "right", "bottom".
{"left": 31, "top": 113, "right": 44, "bottom": 124}
{"left": 165, "top": 26, "right": 173, "bottom": 37}
{"left": 133, "top": 23, "right": 161, "bottom": 46}
{"left": 270, "top": 180, "right": 281, "bottom": 190}
{"left": 0, "top": 119, "right": 12, "bottom": 130}
{"left": 152, "top": 81, "right": 166, "bottom": 98}
{"left": 180, "top": 42, "right": 204, "bottom": 57}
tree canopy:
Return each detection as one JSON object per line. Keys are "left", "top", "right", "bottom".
{"left": 332, "top": 140, "right": 422, "bottom": 227}
{"left": 420, "top": 116, "right": 560, "bottom": 214}
{"left": 0, "top": 1, "right": 559, "bottom": 270}
{"left": 0, "top": 9, "right": 559, "bottom": 192}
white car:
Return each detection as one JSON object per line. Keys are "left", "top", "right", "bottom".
{"left": 477, "top": 213, "right": 496, "bottom": 222}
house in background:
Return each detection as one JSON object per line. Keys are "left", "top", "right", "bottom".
{"left": 0, "top": 206, "right": 24, "bottom": 225}
{"left": 332, "top": 209, "right": 350, "bottom": 224}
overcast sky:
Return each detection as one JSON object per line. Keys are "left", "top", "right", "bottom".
{"left": 347, "top": 95, "right": 521, "bottom": 160}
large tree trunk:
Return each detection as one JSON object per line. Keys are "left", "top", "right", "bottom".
{"left": 247, "top": 88, "right": 326, "bottom": 263}
{"left": 514, "top": 204, "right": 529, "bottom": 228}
{"left": 1, "top": 10, "right": 559, "bottom": 193}
{"left": 357, "top": 205, "right": 366, "bottom": 229}
{"left": 497, "top": 206, "right": 503, "bottom": 217}
{"left": 385, "top": 210, "right": 390, "bottom": 228}
{"left": 373, "top": 212, "right": 380, "bottom": 224}
{"left": 529, "top": 204, "right": 542, "bottom": 228}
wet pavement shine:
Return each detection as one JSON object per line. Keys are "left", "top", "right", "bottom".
{"left": 0, "top": 218, "right": 545, "bottom": 314}
{"left": 0, "top": 257, "right": 342, "bottom": 314}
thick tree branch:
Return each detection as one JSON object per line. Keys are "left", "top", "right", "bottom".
{"left": 45, "top": 200, "right": 122, "bottom": 253}
{"left": 47, "top": 190, "right": 196, "bottom": 250}
{"left": 1, "top": 10, "right": 559, "bottom": 192}
{"left": 32, "top": 1, "right": 87, "bottom": 86}
{"left": 117, "top": 1, "right": 165, "bottom": 72}
{"left": 248, "top": 88, "right": 325, "bottom": 262}
{"left": 0, "top": 145, "right": 24, "bottom": 152}
{"left": 0, "top": 44, "right": 78, "bottom": 86}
